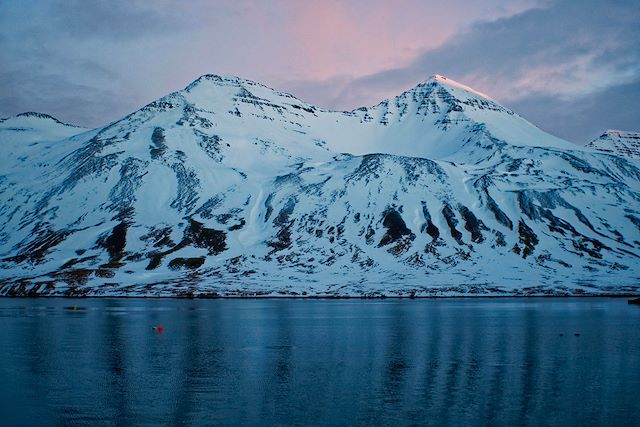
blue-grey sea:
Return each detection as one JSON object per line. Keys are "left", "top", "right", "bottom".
{"left": 1, "top": 298, "right": 638, "bottom": 426}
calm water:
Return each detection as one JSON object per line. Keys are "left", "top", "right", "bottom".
{"left": 0, "top": 298, "right": 639, "bottom": 426}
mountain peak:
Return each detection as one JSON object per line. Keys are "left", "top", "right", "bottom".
{"left": 587, "top": 129, "right": 640, "bottom": 159}
{"left": 0, "top": 111, "right": 86, "bottom": 145}
{"left": 184, "top": 73, "right": 286, "bottom": 94}
{"left": 182, "top": 73, "right": 302, "bottom": 108}
{"left": 603, "top": 129, "right": 640, "bottom": 137}
{"left": 138, "top": 71, "right": 574, "bottom": 157}
{"left": 424, "top": 74, "right": 496, "bottom": 102}
{"left": 0, "top": 111, "right": 82, "bottom": 129}
{"left": 12, "top": 112, "right": 80, "bottom": 127}
{"left": 186, "top": 74, "right": 257, "bottom": 89}
{"left": 17, "top": 111, "right": 59, "bottom": 120}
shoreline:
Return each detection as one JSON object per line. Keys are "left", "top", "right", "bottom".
{"left": 1, "top": 293, "right": 639, "bottom": 300}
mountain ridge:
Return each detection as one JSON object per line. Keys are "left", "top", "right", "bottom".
{"left": 0, "top": 73, "right": 638, "bottom": 297}
{"left": 586, "top": 129, "right": 640, "bottom": 160}
{"left": 1, "top": 111, "right": 82, "bottom": 128}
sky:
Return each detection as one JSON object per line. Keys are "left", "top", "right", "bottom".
{"left": 0, "top": 0, "right": 638, "bottom": 143}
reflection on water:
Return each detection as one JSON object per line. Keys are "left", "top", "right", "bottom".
{"left": 0, "top": 298, "right": 638, "bottom": 426}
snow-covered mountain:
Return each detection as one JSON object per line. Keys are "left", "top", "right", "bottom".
{"left": 586, "top": 130, "right": 640, "bottom": 160}
{"left": 0, "top": 112, "right": 87, "bottom": 145}
{"left": 1, "top": 74, "right": 639, "bottom": 296}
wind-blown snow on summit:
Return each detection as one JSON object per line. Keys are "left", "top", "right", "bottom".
{"left": 1, "top": 74, "right": 639, "bottom": 296}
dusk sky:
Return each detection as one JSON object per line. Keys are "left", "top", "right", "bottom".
{"left": 1, "top": 0, "right": 638, "bottom": 143}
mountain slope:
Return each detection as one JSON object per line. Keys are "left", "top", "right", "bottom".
{"left": 0, "top": 75, "right": 639, "bottom": 296}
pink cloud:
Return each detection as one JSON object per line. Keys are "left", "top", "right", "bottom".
{"left": 281, "top": 0, "right": 540, "bottom": 81}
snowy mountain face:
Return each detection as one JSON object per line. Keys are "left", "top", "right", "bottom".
{"left": 586, "top": 130, "right": 640, "bottom": 160}
{"left": 1, "top": 74, "right": 639, "bottom": 297}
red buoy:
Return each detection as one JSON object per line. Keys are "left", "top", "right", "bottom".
{"left": 153, "top": 324, "right": 164, "bottom": 334}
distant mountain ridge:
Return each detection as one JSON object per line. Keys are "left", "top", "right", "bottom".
{"left": 0, "top": 73, "right": 638, "bottom": 297}
{"left": 586, "top": 130, "right": 640, "bottom": 160}
{"left": 0, "top": 112, "right": 87, "bottom": 147}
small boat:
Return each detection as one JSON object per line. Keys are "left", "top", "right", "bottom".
{"left": 628, "top": 298, "right": 640, "bottom": 305}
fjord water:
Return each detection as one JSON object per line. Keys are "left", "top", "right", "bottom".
{"left": 1, "top": 298, "right": 638, "bottom": 426}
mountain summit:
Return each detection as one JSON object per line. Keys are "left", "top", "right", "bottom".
{"left": 0, "top": 74, "right": 639, "bottom": 297}
{"left": 586, "top": 129, "right": 640, "bottom": 159}
{"left": 428, "top": 74, "right": 497, "bottom": 101}
{"left": 0, "top": 112, "right": 86, "bottom": 146}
